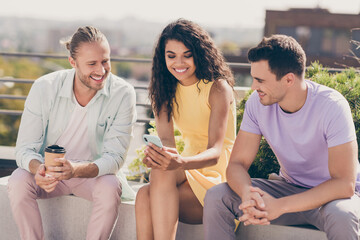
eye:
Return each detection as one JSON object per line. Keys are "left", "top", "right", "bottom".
{"left": 167, "top": 55, "right": 175, "bottom": 59}
{"left": 184, "top": 54, "right": 193, "bottom": 58}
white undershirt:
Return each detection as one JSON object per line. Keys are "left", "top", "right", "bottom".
{"left": 56, "top": 92, "right": 92, "bottom": 162}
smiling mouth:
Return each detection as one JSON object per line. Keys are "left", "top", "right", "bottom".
{"left": 90, "top": 75, "right": 104, "bottom": 81}
{"left": 174, "top": 68, "right": 187, "bottom": 73}
{"left": 257, "top": 91, "right": 266, "bottom": 97}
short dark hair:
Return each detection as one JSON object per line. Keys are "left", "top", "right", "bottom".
{"left": 248, "top": 34, "right": 306, "bottom": 79}
{"left": 62, "top": 26, "right": 107, "bottom": 59}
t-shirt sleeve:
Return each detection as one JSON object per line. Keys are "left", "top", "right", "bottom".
{"left": 240, "top": 92, "right": 262, "bottom": 135}
{"left": 325, "top": 98, "right": 356, "bottom": 148}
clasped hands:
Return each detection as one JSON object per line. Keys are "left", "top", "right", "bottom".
{"left": 239, "top": 186, "right": 283, "bottom": 226}
{"left": 35, "top": 158, "right": 75, "bottom": 193}
{"left": 142, "top": 143, "right": 183, "bottom": 171}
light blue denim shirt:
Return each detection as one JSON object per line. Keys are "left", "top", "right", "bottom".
{"left": 15, "top": 69, "right": 137, "bottom": 179}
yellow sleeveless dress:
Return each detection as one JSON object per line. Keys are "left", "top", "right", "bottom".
{"left": 172, "top": 80, "right": 236, "bottom": 205}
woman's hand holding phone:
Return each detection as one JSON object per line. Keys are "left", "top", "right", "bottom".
{"left": 142, "top": 134, "right": 183, "bottom": 170}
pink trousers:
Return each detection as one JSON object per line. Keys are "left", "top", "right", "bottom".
{"left": 7, "top": 168, "right": 122, "bottom": 240}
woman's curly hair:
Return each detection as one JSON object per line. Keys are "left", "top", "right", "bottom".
{"left": 149, "top": 19, "right": 234, "bottom": 121}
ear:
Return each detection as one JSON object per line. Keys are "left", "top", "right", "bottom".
{"left": 282, "top": 73, "right": 295, "bottom": 86}
{"left": 69, "top": 56, "right": 76, "bottom": 68}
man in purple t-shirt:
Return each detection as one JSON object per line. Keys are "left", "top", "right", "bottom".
{"left": 203, "top": 35, "right": 360, "bottom": 240}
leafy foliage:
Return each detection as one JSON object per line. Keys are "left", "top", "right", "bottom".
{"left": 0, "top": 57, "right": 48, "bottom": 146}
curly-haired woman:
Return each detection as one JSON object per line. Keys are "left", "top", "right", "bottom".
{"left": 135, "top": 19, "right": 236, "bottom": 240}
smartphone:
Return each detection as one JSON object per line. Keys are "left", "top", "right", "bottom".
{"left": 143, "top": 134, "right": 163, "bottom": 148}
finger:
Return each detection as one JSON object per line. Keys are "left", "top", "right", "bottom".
{"left": 247, "top": 218, "right": 263, "bottom": 225}
{"left": 239, "top": 199, "right": 257, "bottom": 209}
{"left": 239, "top": 206, "right": 268, "bottom": 220}
{"left": 247, "top": 216, "right": 270, "bottom": 226}
{"left": 39, "top": 164, "right": 46, "bottom": 172}
{"left": 257, "top": 218, "right": 271, "bottom": 225}
{"left": 44, "top": 172, "right": 59, "bottom": 179}
{"left": 250, "top": 186, "right": 266, "bottom": 196}
{"left": 161, "top": 146, "right": 177, "bottom": 154}
{"left": 45, "top": 184, "right": 57, "bottom": 193}
{"left": 146, "top": 157, "right": 161, "bottom": 168}
{"left": 46, "top": 166, "right": 64, "bottom": 172}
{"left": 43, "top": 175, "right": 58, "bottom": 183}
{"left": 148, "top": 142, "right": 163, "bottom": 151}
{"left": 37, "top": 164, "right": 46, "bottom": 176}
{"left": 53, "top": 158, "right": 67, "bottom": 164}
{"left": 247, "top": 207, "right": 268, "bottom": 219}
{"left": 143, "top": 158, "right": 152, "bottom": 168}
{"left": 56, "top": 171, "right": 70, "bottom": 181}
{"left": 239, "top": 213, "right": 251, "bottom": 222}
{"left": 37, "top": 173, "right": 56, "bottom": 183}
{"left": 243, "top": 220, "right": 252, "bottom": 226}
{"left": 146, "top": 148, "right": 167, "bottom": 166}
{"left": 149, "top": 144, "right": 174, "bottom": 161}
{"left": 251, "top": 192, "right": 266, "bottom": 209}
{"left": 43, "top": 180, "right": 59, "bottom": 192}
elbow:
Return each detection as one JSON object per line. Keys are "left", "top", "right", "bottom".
{"left": 209, "top": 156, "right": 220, "bottom": 166}
{"left": 206, "top": 148, "right": 221, "bottom": 166}
{"left": 226, "top": 161, "right": 235, "bottom": 180}
{"left": 342, "top": 180, "right": 356, "bottom": 198}
{"left": 212, "top": 149, "right": 223, "bottom": 166}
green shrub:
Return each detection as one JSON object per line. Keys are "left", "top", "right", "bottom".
{"left": 237, "top": 61, "right": 360, "bottom": 178}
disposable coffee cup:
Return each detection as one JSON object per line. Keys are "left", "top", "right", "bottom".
{"left": 44, "top": 145, "right": 66, "bottom": 173}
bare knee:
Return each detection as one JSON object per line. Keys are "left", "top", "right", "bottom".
{"left": 135, "top": 185, "right": 150, "bottom": 213}
{"left": 149, "top": 169, "right": 186, "bottom": 189}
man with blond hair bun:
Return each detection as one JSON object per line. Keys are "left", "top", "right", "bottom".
{"left": 8, "top": 26, "right": 136, "bottom": 240}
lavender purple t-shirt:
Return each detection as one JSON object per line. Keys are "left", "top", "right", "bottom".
{"left": 241, "top": 80, "right": 360, "bottom": 191}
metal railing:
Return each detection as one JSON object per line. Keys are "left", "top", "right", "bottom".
{"left": 0, "top": 51, "right": 354, "bottom": 122}
{"left": 0, "top": 52, "right": 158, "bottom": 123}
{"left": 0, "top": 51, "right": 254, "bottom": 123}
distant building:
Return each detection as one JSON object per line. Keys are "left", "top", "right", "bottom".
{"left": 265, "top": 8, "right": 360, "bottom": 68}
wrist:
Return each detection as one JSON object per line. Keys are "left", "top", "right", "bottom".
{"left": 71, "top": 162, "right": 80, "bottom": 178}
{"left": 180, "top": 156, "right": 187, "bottom": 169}
{"left": 239, "top": 185, "right": 252, "bottom": 200}
{"left": 276, "top": 197, "right": 289, "bottom": 215}
{"left": 29, "top": 159, "right": 42, "bottom": 175}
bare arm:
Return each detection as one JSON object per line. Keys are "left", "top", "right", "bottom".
{"left": 226, "top": 130, "right": 262, "bottom": 197}
{"left": 226, "top": 130, "right": 269, "bottom": 224}
{"left": 155, "top": 105, "right": 177, "bottom": 149}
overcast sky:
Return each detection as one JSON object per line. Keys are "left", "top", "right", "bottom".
{"left": 1, "top": 0, "right": 360, "bottom": 28}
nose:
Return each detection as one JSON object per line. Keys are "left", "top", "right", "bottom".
{"left": 175, "top": 56, "right": 184, "bottom": 65}
{"left": 251, "top": 80, "right": 258, "bottom": 91}
{"left": 95, "top": 64, "right": 106, "bottom": 75}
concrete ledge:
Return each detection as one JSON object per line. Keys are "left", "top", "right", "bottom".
{"left": 237, "top": 224, "right": 326, "bottom": 240}
{"left": 0, "top": 176, "right": 326, "bottom": 240}
{"left": 0, "top": 176, "right": 203, "bottom": 240}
